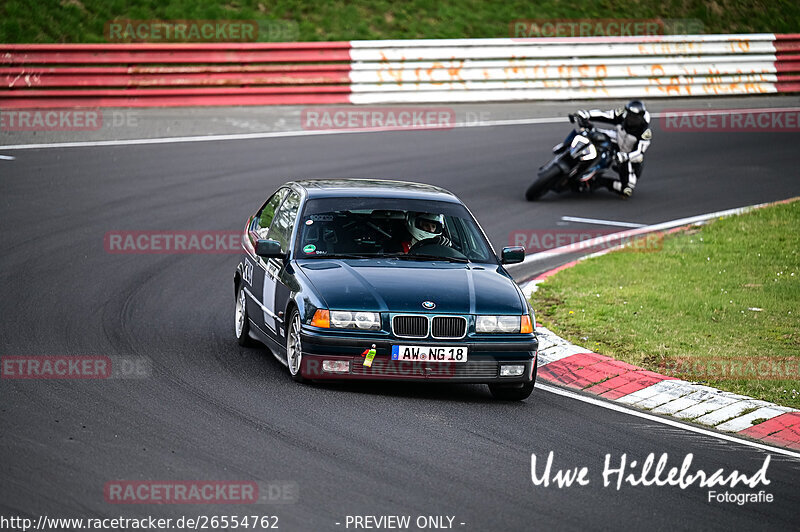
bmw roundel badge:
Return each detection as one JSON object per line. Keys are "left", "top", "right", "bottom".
{"left": 422, "top": 301, "right": 436, "bottom": 309}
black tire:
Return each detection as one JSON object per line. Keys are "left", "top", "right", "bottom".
{"left": 286, "top": 310, "right": 306, "bottom": 383}
{"left": 525, "top": 165, "right": 561, "bottom": 201}
{"left": 234, "top": 284, "right": 253, "bottom": 346}
{"left": 489, "top": 381, "right": 534, "bottom": 401}
{"left": 488, "top": 360, "right": 538, "bottom": 401}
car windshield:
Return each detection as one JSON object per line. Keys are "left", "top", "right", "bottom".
{"left": 296, "top": 197, "right": 495, "bottom": 263}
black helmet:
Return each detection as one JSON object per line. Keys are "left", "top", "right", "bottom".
{"left": 623, "top": 100, "right": 647, "bottom": 132}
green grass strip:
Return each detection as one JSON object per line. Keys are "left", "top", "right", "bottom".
{"left": 533, "top": 199, "right": 800, "bottom": 409}
{"left": 2, "top": 0, "right": 800, "bottom": 43}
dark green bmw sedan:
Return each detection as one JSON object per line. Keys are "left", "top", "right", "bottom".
{"left": 234, "top": 179, "right": 538, "bottom": 400}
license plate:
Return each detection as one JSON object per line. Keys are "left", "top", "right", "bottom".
{"left": 391, "top": 345, "right": 468, "bottom": 363}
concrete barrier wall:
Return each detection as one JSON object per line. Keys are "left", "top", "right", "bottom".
{"left": 1, "top": 34, "right": 798, "bottom": 107}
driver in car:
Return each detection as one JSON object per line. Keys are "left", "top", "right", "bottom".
{"left": 400, "top": 212, "right": 451, "bottom": 253}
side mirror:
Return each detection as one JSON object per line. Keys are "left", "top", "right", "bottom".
{"left": 501, "top": 246, "right": 525, "bottom": 265}
{"left": 256, "top": 239, "right": 286, "bottom": 259}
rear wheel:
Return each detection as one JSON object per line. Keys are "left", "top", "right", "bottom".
{"left": 525, "top": 165, "right": 561, "bottom": 201}
{"left": 235, "top": 285, "right": 253, "bottom": 346}
{"left": 286, "top": 310, "right": 306, "bottom": 383}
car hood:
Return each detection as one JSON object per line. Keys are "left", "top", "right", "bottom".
{"left": 296, "top": 259, "right": 525, "bottom": 315}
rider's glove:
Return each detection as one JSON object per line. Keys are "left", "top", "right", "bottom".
{"left": 576, "top": 110, "right": 591, "bottom": 121}
{"left": 616, "top": 151, "right": 629, "bottom": 165}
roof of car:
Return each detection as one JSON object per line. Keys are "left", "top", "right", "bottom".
{"left": 289, "top": 179, "right": 461, "bottom": 203}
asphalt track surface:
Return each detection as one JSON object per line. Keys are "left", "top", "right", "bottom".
{"left": 2, "top": 101, "right": 800, "bottom": 531}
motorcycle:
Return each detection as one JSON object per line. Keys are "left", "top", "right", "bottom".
{"left": 525, "top": 114, "right": 618, "bottom": 201}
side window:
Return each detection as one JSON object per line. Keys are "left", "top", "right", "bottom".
{"left": 267, "top": 191, "right": 301, "bottom": 252}
{"left": 256, "top": 189, "right": 288, "bottom": 239}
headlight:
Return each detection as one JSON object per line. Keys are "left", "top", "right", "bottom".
{"left": 476, "top": 315, "right": 521, "bottom": 333}
{"left": 330, "top": 311, "right": 381, "bottom": 330}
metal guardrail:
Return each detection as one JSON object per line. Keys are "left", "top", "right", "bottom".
{"left": 1, "top": 34, "right": 798, "bottom": 107}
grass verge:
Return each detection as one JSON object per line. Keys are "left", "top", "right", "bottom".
{"left": 533, "top": 199, "right": 800, "bottom": 409}
{"left": 2, "top": 0, "right": 800, "bottom": 43}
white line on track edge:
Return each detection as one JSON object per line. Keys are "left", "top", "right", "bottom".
{"left": 561, "top": 215, "right": 646, "bottom": 228}
{"left": 3, "top": 107, "right": 800, "bottom": 151}
{"left": 538, "top": 383, "right": 800, "bottom": 460}
{"left": 0, "top": 116, "right": 566, "bottom": 150}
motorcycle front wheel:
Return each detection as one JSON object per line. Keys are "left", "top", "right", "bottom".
{"left": 525, "top": 165, "right": 562, "bottom": 201}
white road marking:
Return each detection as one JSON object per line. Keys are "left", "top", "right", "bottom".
{"left": 616, "top": 380, "right": 678, "bottom": 405}
{"left": 651, "top": 387, "right": 720, "bottom": 415}
{"left": 561, "top": 215, "right": 646, "bottom": 228}
{"left": 631, "top": 380, "right": 699, "bottom": 410}
{"left": 0, "top": 155, "right": 16, "bottom": 160}
{"left": 537, "top": 383, "right": 800, "bottom": 460}
{"left": 2, "top": 107, "right": 800, "bottom": 151}
{"left": 0, "top": 128, "right": 364, "bottom": 151}
{"left": 673, "top": 395, "right": 746, "bottom": 420}
{"left": 694, "top": 399, "right": 772, "bottom": 427}
{"left": 0, "top": 116, "right": 568, "bottom": 151}
{"left": 716, "top": 406, "right": 795, "bottom": 432}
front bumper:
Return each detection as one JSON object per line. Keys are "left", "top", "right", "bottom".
{"left": 299, "top": 327, "right": 538, "bottom": 383}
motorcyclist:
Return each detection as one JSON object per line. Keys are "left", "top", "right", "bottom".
{"left": 575, "top": 100, "right": 652, "bottom": 197}
{"left": 400, "top": 212, "right": 451, "bottom": 253}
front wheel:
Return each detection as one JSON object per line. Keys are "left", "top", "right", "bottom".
{"left": 525, "top": 165, "right": 561, "bottom": 201}
{"left": 286, "top": 310, "right": 306, "bottom": 383}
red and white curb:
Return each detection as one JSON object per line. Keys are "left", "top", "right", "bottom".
{"left": 533, "top": 325, "right": 799, "bottom": 450}
{"left": 521, "top": 200, "right": 800, "bottom": 451}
